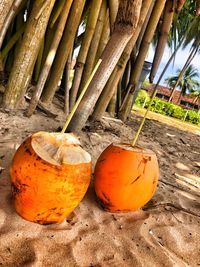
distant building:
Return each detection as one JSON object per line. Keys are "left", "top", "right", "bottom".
{"left": 144, "top": 84, "right": 200, "bottom": 111}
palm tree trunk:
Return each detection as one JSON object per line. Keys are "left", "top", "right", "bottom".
{"left": 3, "top": 20, "right": 15, "bottom": 72}
{"left": 26, "top": 0, "right": 73, "bottom": 117}
{"left": 80, "top": 0, "right": 107, "bottom": 91}
{"left": 68, "top": 0, "right": 143, "bottom": 132}
{"left": 42, "top": 0, "right": 86, "bottom": 104}
{"left": 119, "top": 0, "right": 166, "bottom": 122}
{"left": 176, "top": 0, "right": 186, "bottom": 13}
{"left": 41, "top": 0, "right": 68, "bottom": 65}
{"left": 92, "top": 67, "right": 117, "bottom": 119}
{"left": 108, "top": 0, "right": 119, "bottom": 32}
{"left": 0, "top": 25, "right": 25, "bottom": 60}
{"left": 0, "top": 0, "right": 15, "bottom": 42}
{"left": 177, "top": 91, "right": 182, "bottom": 104}
{"left": 13, "top": 8, "right": 25, "bottom": 58}
{"left": 107, "top": 0, "right": 119, "bottom": 116}
{"left": 149, "top": 0, "right": 174, "bottom": 83}
{"left": 196, "top": 0, "right": 200, "bottom": 16}
{"left": 69, "top": 0, "right": 102, "bottom": 110}
{"left": 95, "top": 11, "right": 111, "bottom": 61}
{"left": 122, "top": 60, "right": 131, "bottom": 90}
{"left": 108, "top": 90, "right": 117, "bottom": 116}
{"left": 64, "top": 50, "right": 73, "bottom": 116}
{"left": 135, "top": 1, "right": 155, "bottom": 53}
{"left": 0, "top": 0, "right": 24, "bottom": 49}
{"left": 169, "top": 45, "right": 198, "bottom": 101}
{"left": 2, "top": 0, "right": 56, "bottom": 109}
{"left": 92, "top": 0, "right": 154, "bottom": 121}
{"left": 34, "top": 37, "right": 44, "bottom": 82}
{"left": 118, "top": 79, "right": 122, "bottom": 109}
{"left": 49, "top": 0, "right": 66, "bottom": 28}
{"left": 40, "top": 20, "right": 57, "bottom": 70}
{"left": 120, "top": 0, "right": 155, "bottom": 110}
{"left": 193, "top": 95, "right": 199, "bottom": 104}
{"left": 0, "top": 0, "right": 24, "bottom": 72}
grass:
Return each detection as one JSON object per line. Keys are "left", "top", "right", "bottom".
{"left": 132, "top": 106, "right": 200, "bottom": 135}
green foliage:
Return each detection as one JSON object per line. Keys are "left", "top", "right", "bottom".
{"left": 171, "top": 106, "right": 186, "bottom": 120}
{"left": 135, "top": 90, "right": 150, "bottom": 107}
{"left": 187, "top": 110, "right": 200, "bottom": 124}
{"left": 135, "top": 92, "right": 200, "bottom": 125}
{"left": 142, "top": 79, "right": 151, "bottom": 89}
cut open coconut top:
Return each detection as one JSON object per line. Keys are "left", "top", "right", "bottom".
{"left": 113, "top": 143, "right": 155, "bottom": 155}
{"left": 31, "top": 132, "right": 91, "bottom": 166}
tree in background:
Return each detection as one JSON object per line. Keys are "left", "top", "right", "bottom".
{"left": 165, "top": 64, "right": 200, "bottom": 102}
{"left": 0, "top": 0, "right": 199, "bottom": 131}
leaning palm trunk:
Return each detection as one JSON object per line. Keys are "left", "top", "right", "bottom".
{"left": 69, "top": 0, "right": 102, "bottom": 110}
{"left": 92, "top": 0, "right": 154, "bottom": 120}
{"left": 169, "top": 45, "right": 198, "bottom": 101}
{"left": 3, "top": 0, "right": 56, "bottom": 109}
{"left": 149, "top": 0, "right": 174, "bottom": 83}
{"left": 119, "top": 0, "right": 166, "bottom": 122}
{"left": 80, "top": 0, "right": 107, "bottom": 91}
{"left": 68, "top": 0, "right": 143, "bottom": 132}
{"left": 26, "top": 0, "right": 73, "bottom": 117}
{"left": 42, "top": 0, "right": 86, "bottom": 104}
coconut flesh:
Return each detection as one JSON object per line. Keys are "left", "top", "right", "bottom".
{"left": 31, "top": 132, "right": 91, "bottom": 166}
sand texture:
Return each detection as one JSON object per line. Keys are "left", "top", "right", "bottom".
{"left": 0, "top": 109, "right": 200, "bottom": 267}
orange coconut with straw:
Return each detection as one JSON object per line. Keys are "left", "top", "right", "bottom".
{"left": 94, "top": 144, "right": 159, "bottom": 212}
{"left": 10, "top": 60, "right": 102, "bottom": 224}
{"left": 94, "top": 89, "right": 159, "bottom": 212}
{"left": 11, "top": 132, "right": 92, "bottom": 224}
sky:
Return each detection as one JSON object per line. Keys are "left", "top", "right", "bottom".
{"left": 146, "top": 44, "right": 200, "bottom": 86}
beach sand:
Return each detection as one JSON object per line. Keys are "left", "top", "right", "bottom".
{"left": 0, "top": 108, "right": 200, "bottom": 267}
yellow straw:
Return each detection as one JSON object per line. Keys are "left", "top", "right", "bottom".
{"left": 131, "top": 89, "right": 157, "bottom": 146}
{"left": 61, "top": 59, "right": 102, "bottom": 133}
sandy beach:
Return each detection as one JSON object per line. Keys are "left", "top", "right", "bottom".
{"left": 0, "top": 108, "right": 200, "bottom": 267}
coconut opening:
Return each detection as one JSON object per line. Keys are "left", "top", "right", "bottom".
{"left": 31, "top": 132, "right": 91, "bottom": 165}
{"left": 113, "top": 143, "right": 155, "bottom": 154}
